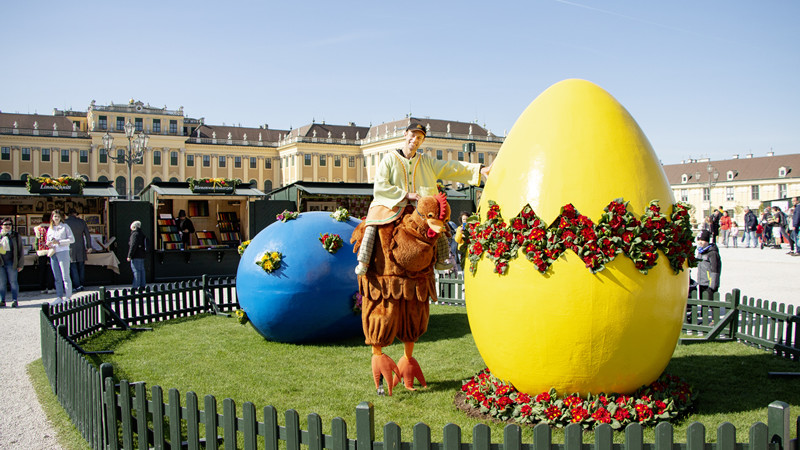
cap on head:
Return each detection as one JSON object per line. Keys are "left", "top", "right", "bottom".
{"left": 178, "top": 210, "right": 186, "bottom": 218}
{"left": 698, "top": 230, "right": 711, "bottom": 242}
{"left": 405, "top": 123, "right": 426, "bottom": 136}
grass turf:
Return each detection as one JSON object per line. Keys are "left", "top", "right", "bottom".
{"left": 39, "top": 304, "right": 800, "bottom": 446}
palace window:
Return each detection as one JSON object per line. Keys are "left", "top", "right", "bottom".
{"left": 751, "top": 185, "right": 759, "bottom": 200}
{"left": 21, "top": 148, "right": 30, "bottom": 161}
{"left": 779, "top": 184, "right": 788, "bottom": 198}
{"left": 349, "top": 156, "right": 355, "bottom": 167}
{"left": 61, "top": 149, "right": 69, "bottom": 163}
{"left": 265, "top": 158, "right": 271, "bottom": 169}
{"left": 117, "top": 149, "right": 125, "bottom": 161}
{"left": 305, "top": 154, "right": 312, "bottom": 166}
{"left": 436, "top": 150, "right": 443, "bottom": 160}
{"left": 203, "top": 155, "right": 210, "bottom": 167}
{"left": 41, "top": 148, "right": 50, "bottom": 162}
{"left": 251, "top": 157, "right": 257, "bottom": 169}
{"left": 169, "top": 120, "right": 178, "bottom": 134}
{"left": 0, "top": 147, "right": 9, "bottom": 160}
{"left": 99, "top": 148, "right": 107, "bottom": 164}
{"left": 116, "top": 117, "right": 125, "bottom": 131}
{"left": 234, "top": 156, "right": 242, "bottom": 168}
{"left": 135, "top": 118, "right": 143, "bottom": 132}
{"left": 219, "top": 156, "right": 226, "bottom": 168}
{"left": 478, "top": 153, "right": 485, "bottom": 164}
{"left": 170, "top": 151, "right": 178, "bottom": 166}
{"left": 702, "top": 188, "right": 710, "bottom": 201}
{"left": 320, "top": 155, "right": 326, "bottom": 166}
{"left": 334, "top": 155, "right": 341, "bottom": 167}
{"left": 79, "top": 150, "right": 88, "bottom": 163}
{"left": 458, "top": 151, "right": 464, "bottom": 161}
{"left": 153, "top": 119, "right": 161, "bottom": 133}
{"left": 726, "top": 186, "right": 734, "bottom": 201}
{"left": 187, "top": 154, "right": 194, "bottom": 167}
{"left": 680, "top": 189, "right": 688, "bottom": 202}
{"left": 99, "top": 116, "right": 107, "bottom": 130}
{"left": 153, "top": 150, "right": 161, "bottom": 166}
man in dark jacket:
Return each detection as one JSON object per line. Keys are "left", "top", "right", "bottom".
{"left": 743, "top": 207, "right": 758, "bottom": 248}
{"left": 710, "top": 208, "right": 721, "bottom": 244}
{"left": 65, "top": 209, "right": 92, "bottom": 291}
{"left": 695, "top": 230, "right": 721, "bottom": 299}
{"left": 793, "top": 198, "right": 800, "bottom": 255}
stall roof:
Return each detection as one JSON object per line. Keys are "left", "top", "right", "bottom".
{"left": 0, "top": 180, "right": 119, "bottom": 197}
{"left": 141, "top": 181, "right": 267, "bottom": 197}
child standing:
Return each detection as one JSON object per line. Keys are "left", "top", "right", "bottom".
{"left": 730, "top": 221, "right": 739, "bottom": 248}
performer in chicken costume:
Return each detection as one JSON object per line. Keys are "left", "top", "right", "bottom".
{"left": 351, "top": 122, "right": 490, "bottom": 395}
{"left": 351, "top": 194, "right": 451, "bottom": 395}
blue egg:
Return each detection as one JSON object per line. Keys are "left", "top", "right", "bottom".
{"left": 236, "top": 212, "right": 362, "bottom": 343}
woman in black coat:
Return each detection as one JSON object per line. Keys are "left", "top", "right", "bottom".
{"left": 127, "top": 221, "right": 147, "bottom": 290}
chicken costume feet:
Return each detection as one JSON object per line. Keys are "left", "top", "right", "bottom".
{"left": 396, "top": 355, "right": 427, "bottom": 390}
{"left": 371, "top": 350, "right": 401, "bottom": 396}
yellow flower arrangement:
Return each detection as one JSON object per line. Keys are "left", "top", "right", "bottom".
{"left": 256, "top": 251, "right": 282, "bottom": 273}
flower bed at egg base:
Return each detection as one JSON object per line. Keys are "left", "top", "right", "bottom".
{"left": 457, "top": 368, "right": 697, "bottom": 430}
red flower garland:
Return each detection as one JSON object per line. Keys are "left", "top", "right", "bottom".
{"left": 460, "top": 368, "right": 696, "bottom": 429}
{"left": 466, "top": 199, "right": 696, "bottom": 276}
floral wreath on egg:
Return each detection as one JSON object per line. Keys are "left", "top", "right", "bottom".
{"left": 466, "top": 198, "right": 697, "bottom": 276}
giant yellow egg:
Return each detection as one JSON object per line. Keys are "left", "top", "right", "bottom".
{"left": 465, "top": 79, "right": 688, "bottom": 395}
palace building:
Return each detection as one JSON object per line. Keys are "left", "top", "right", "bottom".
{"left": 0, "top": 99, "right": 503, "bottom": 196}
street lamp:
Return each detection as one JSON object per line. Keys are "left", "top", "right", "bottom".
{"left": 706, "top": 163, "right": 719, "bottom": 218}
{"left": 102, "top": 119, "right": 149, "bottom": 200}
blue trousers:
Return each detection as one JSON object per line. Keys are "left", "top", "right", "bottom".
{"left": 50, "top": 251, "right": 73, "bottom": 299}
{"left": 0, "top": 263, "right": 19, "bottom": 302}
{"left": 130, "top": 258, "right": 146, "bottom": 289}
{"left": 70, "top": 260, "right": 86, "bottom": 288}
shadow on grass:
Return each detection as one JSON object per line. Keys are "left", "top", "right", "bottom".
{"left": 665, "top": 349, "right": 800, "bottom": 415}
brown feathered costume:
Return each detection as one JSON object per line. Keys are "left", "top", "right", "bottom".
{"left": 351, "top": 193, "right": 451, "bottom": 395}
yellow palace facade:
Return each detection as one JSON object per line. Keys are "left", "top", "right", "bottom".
{"left": 0, "top": 99, "right": 503, "bottom": 195}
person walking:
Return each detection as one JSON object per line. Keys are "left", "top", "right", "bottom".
{"left": 127, "top": 220, "right": 147, "bottom": 290}
{"left": 695, "top": 230, "right": 721, "bottom": 300}
{"left": 33, "top": 213, "right": 55, "bottom": 294}
{"left": 46, "top": 209, "right": 75, "bottom": 303}
{"left": 793, "top": 198, "right": 800, "bottom": 256}
{"left": 771, "top": 206, "right": 795, "bottom": 254}
{"left": 177, "top": 210, "right": 194, "bottom": 250}
{"left": 719, "top": 211, "right": 732, "bottom": 247}
{"left": 454, "top": 211, "right": 472, "bottom": 271}
{"left": 710, "top": 208, "right": 721, "bottom": 244}
{"left": 64, "top": 208, "right": 92, "bottom": 292}
{"left": 743, "top": 207, "right": 758, "bottom": 248}
{"left": 0, "top": 218, "right": 25, "bottom": 307}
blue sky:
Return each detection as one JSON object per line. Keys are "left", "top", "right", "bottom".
{"left": 3, "top": 0, "right": 798, "bottom": 164}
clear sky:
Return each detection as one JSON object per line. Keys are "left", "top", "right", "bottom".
{"left": 3, "top": 0, "right": 797, "bottom": 164}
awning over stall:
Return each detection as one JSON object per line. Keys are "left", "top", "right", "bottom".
{"left": 142, "top": 182, "right": 267, "bottom": 197}
{"left": 0, "top": 180, "right": 119, "bottom": 197}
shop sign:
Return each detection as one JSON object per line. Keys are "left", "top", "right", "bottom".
{"left": 27, "top": 176, "right": 84, "bottom": 195}
{"left": 188, "top": 177, "right": 238, "bottom": 194}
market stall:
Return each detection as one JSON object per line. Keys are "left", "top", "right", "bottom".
{"left": 138, "top": 180, "right": 266, "bottom": 281}
{"left": 0, "top": 178, "right": 121, "bottom": 289}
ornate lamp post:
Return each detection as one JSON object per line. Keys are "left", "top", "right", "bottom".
{"left": 706, "top": 163, "right": 719, "bottom": 218}
{"left": 102, "top": 120, "right": 149, "bottom": 200}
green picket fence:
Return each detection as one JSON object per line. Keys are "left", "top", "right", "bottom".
{"left": 40, "top": 276, "right": 800, "bottom": 450}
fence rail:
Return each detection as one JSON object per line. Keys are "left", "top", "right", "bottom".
{"left": 40, "top": 274, "right": 800, "bottom": 449}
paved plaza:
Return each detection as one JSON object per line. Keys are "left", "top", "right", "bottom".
{"left": 1, "top": 245, "right": 798, "bottom": 448}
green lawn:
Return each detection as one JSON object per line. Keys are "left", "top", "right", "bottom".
{"left": 44, "top": 304, "right": 800, "bottom": 447}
